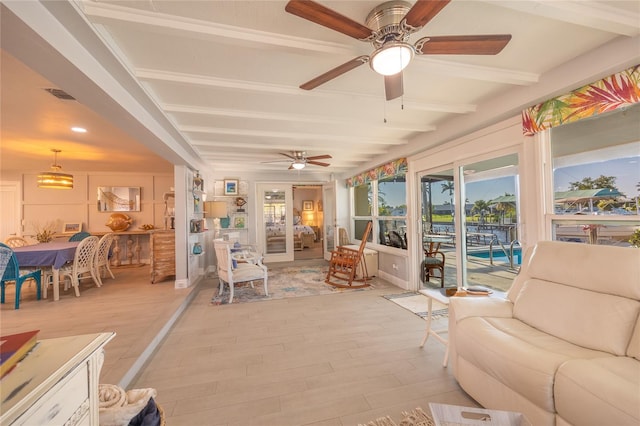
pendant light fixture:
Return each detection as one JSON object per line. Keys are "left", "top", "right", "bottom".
{"left": 37, "top": 149, "right": 74, "bottom": 189}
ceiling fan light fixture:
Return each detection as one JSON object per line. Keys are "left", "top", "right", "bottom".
{"left": 370, "top": 42, "right": 414, "bottom": 76}
{"left": 37, "top": 149, "right": 74, "bottom": 189}
{"left": 292, "top": 160, "right": 306, "bottom": 170}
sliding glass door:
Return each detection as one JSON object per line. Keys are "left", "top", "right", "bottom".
{"left": 418, "top": 170, "right": 457, "bottom": 288}
{"left": 462, "top": 154, "right": 520, "bottom": 291}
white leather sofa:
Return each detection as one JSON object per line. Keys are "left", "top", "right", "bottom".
{"left": 449, "top": 241, "right": 640, "bottom": 426}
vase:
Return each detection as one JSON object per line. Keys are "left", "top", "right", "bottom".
{"left": 193, "top": 243, "right": 203, "bottom": 255}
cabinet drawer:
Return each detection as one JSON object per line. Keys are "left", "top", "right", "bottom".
{"left": 17, "top": 362, "right": 89, "bottom": 425}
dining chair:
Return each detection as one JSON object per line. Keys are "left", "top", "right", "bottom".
{"left": 422, "top": 241, "right": 445, "bottom": 287}
{"left": 0, "top": 243, "right": 42, "bottom": 309}
{"left": 68, "top": 231, "right": 92, "bottom": 242}
{"left": 214, "top": 240, "right": 268, "bottom": 304}
{"left": 93, "top": 233, "right": 115, "bottom": 286}
{"left": 57, "top": 236, "right": 100, "bottom": 296}
{"left": 325, "top": 221, "right": 372, "bottom": 288}
{"left": 4, "top": 236, "right": 29, "bottom": 248}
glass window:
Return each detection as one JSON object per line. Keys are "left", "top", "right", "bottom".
{"left": 378, "top": 176, "right": 406, "bottom": 217}
{"left": 550, "top": 103, "right": 640, "bottom": 246}
{"left": 353, "top": 183, "right": 372, "bottom": 216}
{"left": 351, "top": 173, "right": 407, "bottom": 248}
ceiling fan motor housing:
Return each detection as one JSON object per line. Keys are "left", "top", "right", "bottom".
{"left": 366, "top": 0, "right": 413, "bottom": 47}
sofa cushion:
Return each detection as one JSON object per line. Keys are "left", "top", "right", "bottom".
{"left": 455, "top": 316, "right": 611, "bottom": 412}
{"left": 525, "top": 241, "right": 640, "bottom": 300}
{"left": 513, "top": 279, "right": 640, "bottom": 356}
{"left": 628, "top": 315, "right": 640, "bottom": 360}
{"left": 555, "top": 357, "right": 640, "bottom": 426}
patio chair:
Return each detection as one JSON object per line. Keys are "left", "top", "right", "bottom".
{"left": 325, "top": 221, "right": 372, "bottom": 289}
{"left": 0, "top": 243, "right": 42, "bottom": 309}
{"left": 69, "top": 231, "right": 92, "bottom": 241}
{"left": 57, "top": 236, "right": 100, "bottom": 296}
{"left": 214, "top": 240, "right": 268, "bottom": 304}
{"left": 93, "top": 233, "right": 115, "bottom": 286}
{"left": 422, "top": 241, "right": 445, "bottom": 287}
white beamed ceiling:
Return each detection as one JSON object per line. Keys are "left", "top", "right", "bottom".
{"left": 1, "top": 0, "right": 638, "bottom": 175}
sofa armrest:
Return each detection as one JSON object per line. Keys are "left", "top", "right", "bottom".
{"left": 449, "top": 297, "right": 514, "bottom": 324}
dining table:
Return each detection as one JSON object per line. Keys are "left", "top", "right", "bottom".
{"left": 13, "top": 241, "right": 80, "bottom": 301}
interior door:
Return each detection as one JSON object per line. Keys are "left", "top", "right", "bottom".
{"left": 323, "top": 182, "right": 336, "bottom": 261}
{"left": 0, "top": 181, "right": 21, "bottom": 240}
{"left": 257, "top": 183, "right": 294, "bottom": 263}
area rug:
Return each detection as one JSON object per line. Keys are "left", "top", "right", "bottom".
{"left": 383, "top": 292, "right": 448, "bottom": 320}
{"left": 211, "top": 265, "right": 374, "bottom": 305}
{"left": 359, "top": 407, "right": 434, "bottom": 426}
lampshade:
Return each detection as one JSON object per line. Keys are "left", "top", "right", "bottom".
{"left": 205, "top": 201, "right": 227, "bottom": 218}
{"left": 38, "top": 149, "right": 73, "bottom": 189}
{"left": 291, "top": 160, "right": 306, "bottom": 170}
{"left": 370, "top": 42, "right": 414, "bottom": 76}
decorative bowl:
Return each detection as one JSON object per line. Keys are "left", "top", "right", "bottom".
{"left": 106, "top": 213, "right": 133, "bottom": 232}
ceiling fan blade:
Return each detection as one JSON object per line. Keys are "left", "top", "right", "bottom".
{"left": 279, "top": 152, "right": 296, "bottom": 160}
{"left": 384, "top": 72, "right": 403, "bottom": 101}
{"left": 300, "top": 56, "right": 369, "bottom": 90}
{"left": 307, "top": 160, "right": 331, "bottom": 167}
{"left": 261, "top": 159, "right": 291, "bottom": 164}
{"left": 285, "top": 0, "right": 374, "bottom": 40}
{"left": 415, "top": 35, "right": 512, "bottom": 55}
{"left": 403, "top": 0, "right": 451, "bottom": 29}
{"left": 306, "top": 154, "right": 332, "bottom": 160}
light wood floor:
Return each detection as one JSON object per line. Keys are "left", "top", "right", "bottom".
{"left": 1, "top": 263, "right": 479, "bottom": 425}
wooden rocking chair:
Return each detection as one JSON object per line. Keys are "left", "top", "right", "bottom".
{"left": 325, "top": 222, "right": 372, "bottom": 289}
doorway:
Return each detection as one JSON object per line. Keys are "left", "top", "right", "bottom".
{"left": 293, "top": 185, "right": 324, "bottom": 260}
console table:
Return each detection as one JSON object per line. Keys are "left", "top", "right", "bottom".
{"left": 0, "top": 332, "right": 115, "bottom": 425}
{"left": 95, "top": 230, "right": 148, "bottom": 267}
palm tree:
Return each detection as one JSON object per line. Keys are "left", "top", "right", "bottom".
{"left": 471, "top": 200, "right": 490, "bottom": 224}
{"left": 441, "top": 181, "right": 454, "bottom": 216}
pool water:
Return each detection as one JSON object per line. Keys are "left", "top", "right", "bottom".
{"left": 469, "top": 248, "right": 522, "bottom": 265}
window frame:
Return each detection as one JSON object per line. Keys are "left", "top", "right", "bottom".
{"left": 351, "top": 173, "right": 408, "bottom": 250}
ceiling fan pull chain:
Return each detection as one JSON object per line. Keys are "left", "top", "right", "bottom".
{"left": 383, "top": 95, "right": 388, "bottom": 123}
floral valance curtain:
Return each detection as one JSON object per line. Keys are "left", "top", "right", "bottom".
{"left": 346, "top": 158, "right": 407, "bottom": 187}
{"left": 522, "top": 65, "right": 640, "bottom": 136}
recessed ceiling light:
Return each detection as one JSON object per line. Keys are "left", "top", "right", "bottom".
{"left": 71, "top": 127, "right": 87, "bottom": 133}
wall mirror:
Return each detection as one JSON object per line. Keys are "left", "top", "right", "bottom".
{"left": 97, "top": 186, "right": 141, "bottom": 211}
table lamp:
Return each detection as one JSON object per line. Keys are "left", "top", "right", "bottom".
{"left": 205, "top": 201, "right": 227, "bottom": 238}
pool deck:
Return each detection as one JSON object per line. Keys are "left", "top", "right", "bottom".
{"left": 421, "top": 244, "right": 520, "bottom": 293}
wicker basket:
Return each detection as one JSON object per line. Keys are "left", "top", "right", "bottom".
{"left": 156, "top": 403, "right": 166, "bottom": 426}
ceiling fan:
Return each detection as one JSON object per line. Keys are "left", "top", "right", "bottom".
{"left": 285, "top": 0, "right": 512, "bottom": 100}
{"left": 263, "top": 151, "right": 332, "bottom": 170}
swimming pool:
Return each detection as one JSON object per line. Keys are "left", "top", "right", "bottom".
{"left": 468, "top": 247, "right": 522, "bottom": 265}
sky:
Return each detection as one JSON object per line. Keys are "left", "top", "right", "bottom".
{"left": 384, "top": 155, "right": 639, "bottom": 208}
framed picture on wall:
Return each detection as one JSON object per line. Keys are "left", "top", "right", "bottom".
{"left": 63, "top": 222, "right": 82, "bottom": 234}
{"left": 303, "top": 200, "right": 314, "bottom": 211}
{"left": 224, "top": 179, "right": 239, "bottom": 195}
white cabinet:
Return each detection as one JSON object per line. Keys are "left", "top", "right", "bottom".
{"left": 342, "top": 245, "right": 378, "bottom": 277}
{"left": 0, "top": 332, "right": 115, "bottom": 426}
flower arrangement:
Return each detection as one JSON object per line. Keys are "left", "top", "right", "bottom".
{"left": 33, "top": 221, "right": 58, "bottom": 243}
